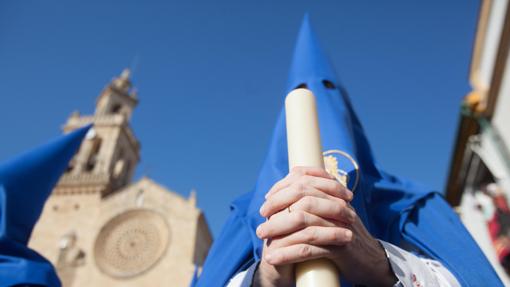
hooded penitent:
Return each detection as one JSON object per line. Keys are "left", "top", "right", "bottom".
{"left": 195, "top": 15, "right": 502, "bottom": 287}
{"left": 0, "top": 125, "right": 90, "bottom": 287}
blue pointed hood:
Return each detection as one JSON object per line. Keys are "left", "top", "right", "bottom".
{"left": 196, "top": 15, "right": 502, "bottom": 287}
{"left": 287, "top": 13, "right": 338, "bottom": 90}
{"left": 247, "top": 14, "right": 381, "bottom": 229}
{"left": 288, "top": 13, "right": 380, "bottom": 181}
{"left": 0, "top": 124, "right": 90, "bottom": 287}
{"left": 197, "top": 16, "right": 385, "bottom": 286}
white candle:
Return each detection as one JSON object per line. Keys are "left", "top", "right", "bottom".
{"left": 285, "top": 88, "right": 341, "bottom": 287}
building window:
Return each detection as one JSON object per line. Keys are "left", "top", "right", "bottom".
{"left": 85, "top": 138, "right": 102, "bottom": 172}
{"left": 121, "top": 160, "right": 132, "bottom": 186}
{"left": 110, "top": 104, "right": 122, "bottom": 114}
{"left": 66, "top": 158, "right": 76, "bottom": 173}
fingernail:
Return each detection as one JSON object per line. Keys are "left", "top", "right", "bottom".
{"left": 259, "top": 206, "right": 266, "bottom": 216}
{"left": 345, "top": 229, "right": 353, "bottom": 240}
{"left": 349, "top": 211, "right": 356, "bottom": 222}
{"left": 256, "top": 226, "right": 264, "bottom": 238}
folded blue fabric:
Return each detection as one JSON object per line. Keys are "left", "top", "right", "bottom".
{"left": 0, "top": 125, "right": 90, "bottom": 287}
{"left": 195, "top": 15, "right": 503, "bottom": 287}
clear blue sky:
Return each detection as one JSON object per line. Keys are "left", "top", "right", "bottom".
{"left": 0, "top": 1, "right": 479, "bottom": 236}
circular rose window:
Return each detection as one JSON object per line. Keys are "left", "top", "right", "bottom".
{"left": 94, "top": 209, "right": 170, "bottom": 278}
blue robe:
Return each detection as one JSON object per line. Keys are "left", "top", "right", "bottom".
{"left": 195, "top": 15, "right": 502, "bottom": 287}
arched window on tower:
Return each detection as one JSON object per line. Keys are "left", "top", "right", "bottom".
{"left": 111, "top": 157, "right": 132, "bottom": 190}
{"left": 84, "top": 138, "right": 102, "bottom": 173}
{"left": 110, "top": 103, "right": 122, "bottom": 114}
{"left": 66, "top": 157, "right": 76, "bottom": 174}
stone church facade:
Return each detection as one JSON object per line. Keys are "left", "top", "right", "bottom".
{"left": 29, "top": 69, "right": 212, "bottom": 287}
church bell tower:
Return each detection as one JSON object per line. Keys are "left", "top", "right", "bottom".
{"left": 29, "top": 68, "right": 212, "bottom": 287}
{"left": 57, "top": 69, "right": 140, "bottom": 197}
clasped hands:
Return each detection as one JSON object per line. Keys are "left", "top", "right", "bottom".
{"left": 253, "top": 167, "right": 397, "bottom": 287}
